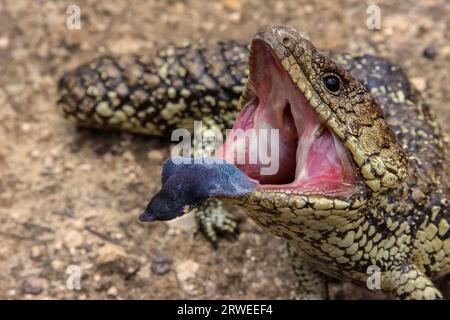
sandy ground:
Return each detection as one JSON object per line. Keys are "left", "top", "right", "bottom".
{"left": 0, "top": 0, "right": 449, "bottom": 299}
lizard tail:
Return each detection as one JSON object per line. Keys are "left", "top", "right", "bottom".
{"left": 56, "top": 41, "right": 249, "bottom": 137}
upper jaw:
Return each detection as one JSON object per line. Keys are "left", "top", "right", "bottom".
{"left": 253, "top": 27, "right": 409, "bottom": 196}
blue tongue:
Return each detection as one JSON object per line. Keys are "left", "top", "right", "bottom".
{"left": 139, "top": 156, "right": 256, "bottom": 222}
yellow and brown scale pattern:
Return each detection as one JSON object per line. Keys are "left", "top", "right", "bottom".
{"left": 58, "top": 41, "right": 248, "bottom": 136}
{"left": 336, "top": 53, "right": 450, "bottom": 278}
{"left": 57, "top": 40, "right": 449, "bottom": 298}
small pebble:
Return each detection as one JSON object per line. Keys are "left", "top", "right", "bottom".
{"left": 151, "top": 254, "right": 173, "bottom": 275}
{"left": 21, "top": 123, "right": 31, "bottom": 133}
{"left": 43, "top": 156, "right": 54, "bottom": 168}
{"left": 72, "top": 219, "right": 85, "bottom": 230}
{"left": 228, "top": 12, "right": 241, "bottom": 22}
{"left": 137, "top": 265, "right": 151, "bottom": 279}
{"left": 96, "top": 244, "right": 127, "bottom": 264}
{"left": 30, "top": 149, "right": 41, "bottom": 159}
{"left": 78, "top": 163, "right": 92, "bottom": 171}
{"left": 0, "top": 36, "right": 10, "bottom": 49}
{"left": 7, "top": 289, "right": 16, "bottom": 296}
{"left": 175, "top": 259, "right": 199, "bottom": 283}
{"left": 173, "top": 2, "right": 186, "bottom": 14}
{"left": 63, "top": 230, "right": 84, "bottom": 249}
{"left": 147, "top": 149, "right": 165, "bottom": 161}
{"left": 410, "top": 77, "right": 427, "bottom": 92}
{"left": 107, "top": 286, "right": 118, "bottom": 296}
{"left": 51, "top": 260, "right": 65, "bottom": 271}
{"left": 91, "top": 142, "right": 110, "bottom": 155}
{"left": 31, "top": 246, "right": 41, "bottom": 258}
{"left": 440, "top": 45, "right": 450, "bottom": 56}
{"left": 122, "top": 151, "right": 135, "bottom": 161}
{"left": 166, "top": 213, "right": 196, "bottom": 232}
{"left": 21, "top": 277, "right": 47, "bottom": 295}
{"left": 113, "top": 232, "right": 124, "bottom": 240}
{"left": 223, "top": 0, "right": 242, "bottom": 11}
{"left": 423, "top": 44, "right": 438, "bottom": 60}
{"left": 370, "top": 32, "right": 385, "bottom": 44}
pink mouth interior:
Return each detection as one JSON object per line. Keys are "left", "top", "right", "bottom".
{"left": 215, "top": 42, "right": 356, "bottom": 195}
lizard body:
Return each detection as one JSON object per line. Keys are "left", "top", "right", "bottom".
{"left": 57, "top": 27, "right": 449, "bottom": 299}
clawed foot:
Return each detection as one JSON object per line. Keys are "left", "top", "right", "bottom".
{"left": 194, "top": 199, "right": 239, "bottom": 248}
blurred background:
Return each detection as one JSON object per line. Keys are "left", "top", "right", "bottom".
{"left": 0, "top": 0, "right": 449, "bottom": 299}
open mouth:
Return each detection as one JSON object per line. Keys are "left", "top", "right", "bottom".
{"left": 215, "top": 40, "right": 359, "bottom": 196}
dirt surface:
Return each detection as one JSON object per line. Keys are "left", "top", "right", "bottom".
{"left": 0, "top": 0, "right": 449, "bottom": 300}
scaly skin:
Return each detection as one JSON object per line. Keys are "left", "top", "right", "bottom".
{"left": 57, "top": 27, "right": 449, "bottom": 299}
{"left": 57, "top": 40, "right": 248, "bottom": 136}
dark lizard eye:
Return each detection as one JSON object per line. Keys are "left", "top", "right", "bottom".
{"left": 323, "top": 74, "right": 341, "bottom": 93}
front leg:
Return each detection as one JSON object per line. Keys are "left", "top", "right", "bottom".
{"left": 194, "top": 198, "right": 239, "bottom": 248}
{"left": 287, "top": 242, "right": 329, "bottom": 299}
{"left": 383, "top": 264, "right": 443, "bottom": 299}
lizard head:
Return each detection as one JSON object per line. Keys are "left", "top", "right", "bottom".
{"left": 141, "top": 27, "right": 408, "bottom": 236}
{"left": 212, "top": 26, "right": 408, "bottom": 227}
